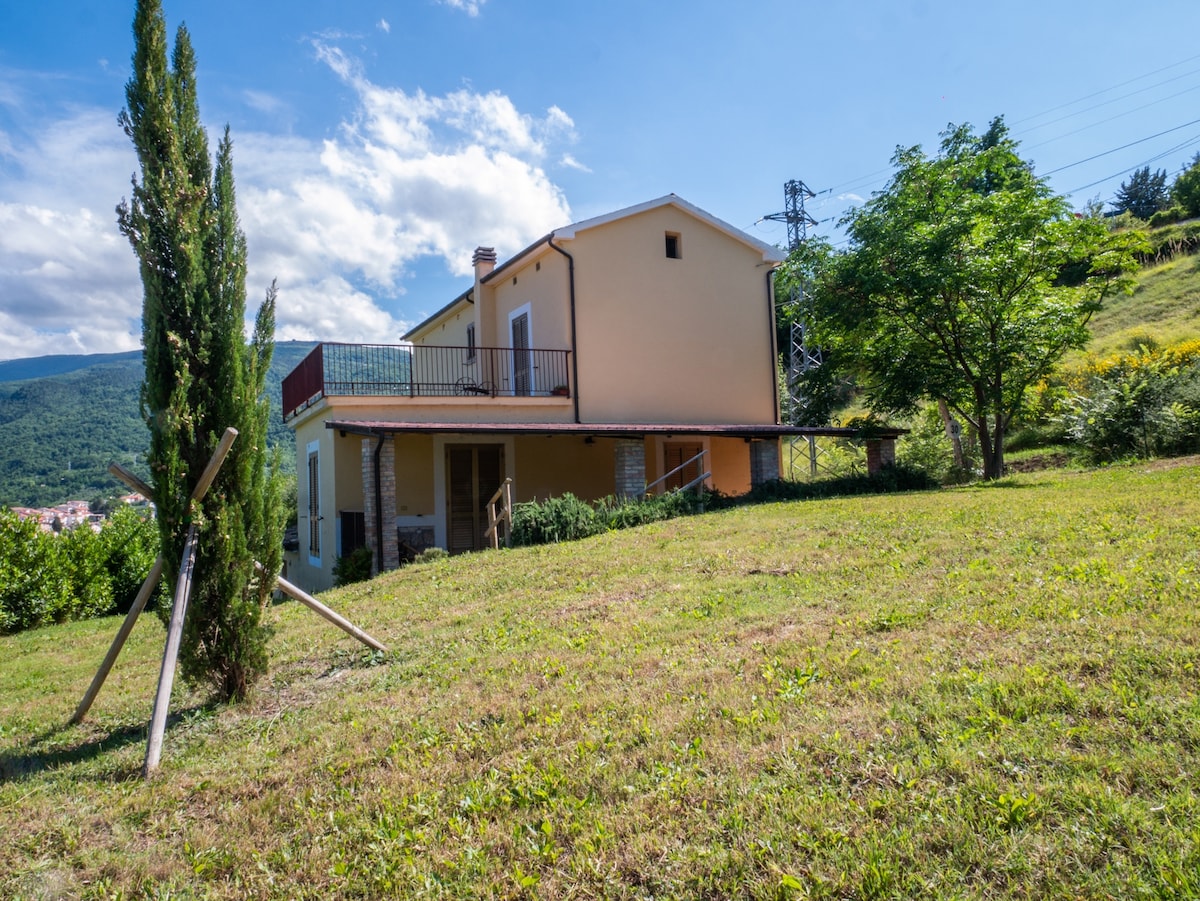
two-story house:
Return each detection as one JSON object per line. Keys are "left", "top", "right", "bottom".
{"left": 281, "top": 194, "right": 884, "bottom": 592}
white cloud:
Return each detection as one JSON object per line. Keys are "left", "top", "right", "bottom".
{"left": 0, "top": 49, "right": 576, "bottom": 359}
{"left": 377, "top": 19, "right": 391, "bottom": 34}
{"left": 0, "top": 108, "right": 143, "bottom": 360}
{"left": 242, "top": 89, "right": 287, "bottom": 116}
{"left": 560, "top": 153, "right": 592, "bottom": 173}
{"left": 441, "top": 0, "right": 487, "bottom": 16}
{"left": 258, "top": 41, "right": 573, "bottom": 287}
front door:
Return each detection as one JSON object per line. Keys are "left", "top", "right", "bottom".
{"left": 446, "top": 444, "right": 505, "bottom": 553}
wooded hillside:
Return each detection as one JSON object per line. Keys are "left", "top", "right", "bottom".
{"left": 0, "top": 342, "right": 314, "bottom": 508}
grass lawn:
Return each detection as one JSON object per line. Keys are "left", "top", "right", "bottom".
{"left": 3, "top": 461, "right": 1200, "bottom": 899}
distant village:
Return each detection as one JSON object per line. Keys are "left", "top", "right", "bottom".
{"left": 10, "top": 493, "right": 151, "bottom": 534}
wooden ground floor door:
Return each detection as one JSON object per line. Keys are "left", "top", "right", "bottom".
{"left": 664, "top": 441, "right": 703, "bottom": 491}
{"left": 446, "top": 444, "right": 505, "bottom": 554}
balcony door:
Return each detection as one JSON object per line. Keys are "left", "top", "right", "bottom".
{"left": 446, "top": 444, "right": 505, "bottom": 554}
{"left": 510, "top": 306, "right": 532, "bottom": 396}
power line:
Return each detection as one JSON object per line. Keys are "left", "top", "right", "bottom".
{"left": 1012, "top": 51, "right": 1200, "bottom": 127}
{"left": 1040, "top": 118, "right": 1200, "bottom": 176}
{"left": 781, "top": 55, "right": 1200, "bottom": 237}
{"left": 1023, "top": 82, "right": 1200, "bottom": 151}
{"left": 1017, "top": 63, "right": 1200, "bottom": 135}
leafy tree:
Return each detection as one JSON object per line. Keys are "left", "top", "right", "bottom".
{"left": 774, "top": 237, "right": 851, "bottom": 425}
{"left": 117, "top": 0, "right": 284, "bottom": 701}
{"left": 1171, "top": 152, "right": 1200, "bottom": 218}
{"left": 1114, "top": 166, "right": 1169, "bottom": 220}
{"left": 814, "top": 118, "right": 1144, "bottom": 480}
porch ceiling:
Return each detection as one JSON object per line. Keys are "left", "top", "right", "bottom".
{"left": 324, "top": 420, "right": 905, "bottom": 440}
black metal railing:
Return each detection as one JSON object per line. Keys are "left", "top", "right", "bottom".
{"left": 283, "top": 342, "right": 572, "bottom": 418}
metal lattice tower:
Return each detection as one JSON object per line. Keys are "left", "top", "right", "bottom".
{"left": 763, "top": 180, "right": 821, "bottom": 422}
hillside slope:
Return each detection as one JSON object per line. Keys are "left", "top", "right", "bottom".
{"left": 2, "top": 462, "right": 1198, "bottom": 898}
{"left": 1084, "top": 251, "right": 1200, "bottom": 356}
{"left": 0, "top": 342, "right": 314, "bottom": 508}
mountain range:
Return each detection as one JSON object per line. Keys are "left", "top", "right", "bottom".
{"left": 0, "top": 342, "right": 316, "bottom": 509}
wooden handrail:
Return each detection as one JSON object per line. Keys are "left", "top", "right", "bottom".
{"left": 484, "top": 477, "right": 514, "bottom": 549}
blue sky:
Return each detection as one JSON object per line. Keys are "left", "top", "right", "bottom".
{"left": 2, "top": 0, "right": 1199, "bottom": 361}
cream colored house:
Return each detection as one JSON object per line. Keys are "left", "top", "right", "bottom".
{"left": 282, "top": 195, "right": 834, "bottom": 591}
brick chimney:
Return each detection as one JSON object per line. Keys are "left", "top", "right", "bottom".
{"left": 471, "top": 247, "right": 496, "bottom": 347}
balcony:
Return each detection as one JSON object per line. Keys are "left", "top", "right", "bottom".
{"left": 282, "top": 342, "right": 572, "bottom": 420}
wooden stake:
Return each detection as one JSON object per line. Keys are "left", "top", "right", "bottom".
{"left": 70, "top": 555, "right": 165, "bottom": 725}
{"left": 257, "top": 562, "right": 389, "bottom": 653}
{"left": 144, "top": 525, "right": 198, "bottom": 777}
{"left": 107, "top": 462, "right": 153, "bottom": 498}
{"left": 74, "top": 429, "right": 240, "bottom": 728}
{"left": 143, "top": 429, "right": 239, "bottom": 777}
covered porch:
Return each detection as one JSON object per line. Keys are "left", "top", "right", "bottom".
{"left": 321, "top": 420, "right": 899, "bottom": 578}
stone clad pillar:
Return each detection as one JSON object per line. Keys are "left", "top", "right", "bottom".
{"left": 614, "top": 438, "right": 646, "bottom": 499}
{"left": 362, "top": 437, "right": 400, "bottom": 575}
{"left": 749, "top": 438, "right": 781, "bottom": 487}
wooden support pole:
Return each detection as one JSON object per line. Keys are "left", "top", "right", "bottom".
{"left": 257, "top": 562, "right": 389, "bottom": 653}
{"left": 70, "top": 555, "right": 165, "bottom": 725}
{"left": 191, "top": 427, "right": 238, "bottom": 503}
{"left": 107, "top": 462, "right": 153, "bottom": 498}
{"left": 75, "top": 429, "right": 240, "bottom": 729}
{"left": 143, "top": 430, "right": 238, "bottom": 776}
{"left": 108, "top": 426, "right": 235, "bottom": 503}
{"left": 144, "top": 524, "right": 198, "bottom": 777}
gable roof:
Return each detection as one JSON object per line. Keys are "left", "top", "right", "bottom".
{"left": 483, "top": 194, "right": 785, "bottom": 285}
{"left": 402, "top": 194, "right": 785, "bottom": 340}
{"left": 550, "top": 194, "right": 786, "bottom": 265}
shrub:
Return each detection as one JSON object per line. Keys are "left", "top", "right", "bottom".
{"left": 1061, "top": 340, "right": 1200, "bottom": 463}
{"left": 58, "top": 523, "right": 115, "bottom": 622}
{"left": 99, "top": 505, "right": 160, "bottom": 614}
{"left": 512, "top": 493, "right": 599, "bottom": 546}
{"left": 0, "top": 510, "right": 68, "bottom": 633}
{"left": 411, "top": 547, "right": 448, "bottom": 565}
{"left": 333, "top": 545, "right": 374, "bottom": 586}
{"left": 1138, "top": 219, "right": 1200, "bottom": 265}
{"left": 595, "top": 491, "right": 700, "bottom": 530}
{"left": 895, "top": 406, "right": 980, "bottom": 484}
{"left": 512, "top": 490, "right": 708, "bottom": 548}
{"left": 0, "top": 505, "right": 162, "bottom": 634}
{"left": 732, "top": 465, "right": 937, "bottom": 505}
{"left": 1148, "top": 205, "right": 1186, "bottom": 228}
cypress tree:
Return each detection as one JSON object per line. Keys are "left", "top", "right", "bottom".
{"left": 117, "top": 0, "right": 284, "bottom": 702}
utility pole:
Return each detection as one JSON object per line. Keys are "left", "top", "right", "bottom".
{"left": 763, "top": 179, "right": 821, "bottom": 423}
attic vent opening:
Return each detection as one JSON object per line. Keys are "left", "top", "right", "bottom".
{"left": 665, "top": 232, "right": 682, "bottom": 259}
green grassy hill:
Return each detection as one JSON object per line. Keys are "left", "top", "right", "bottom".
{"left": 0, "top": 342, "right": 314, "bottom": 508}
{"left": 2, "top": 462, "right": 1198, "bottom": 898}
{"left": 1083, "top": 250, "right": 1200, "bottom": 357}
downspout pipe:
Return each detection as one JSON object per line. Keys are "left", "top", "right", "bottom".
{"left": 547, "top": 235, "right": 581, "bottom": 424}
{"left": 766, "top": 268, "right": 782, "bottom": 425}
{"left": 372, "top": 432, "right": 385, "bottom": 575}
